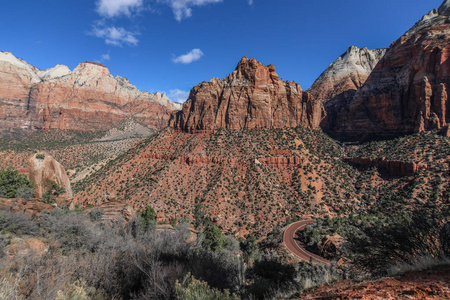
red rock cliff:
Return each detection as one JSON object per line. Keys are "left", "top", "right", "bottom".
{"left": 170, "top": 57, "right": 325, "bottom": 132}
{"left": 0, "top": 53, "right": 181, "bottom": 134}
{"left": 325, "top": 1, "right": 450, "bottom": 141}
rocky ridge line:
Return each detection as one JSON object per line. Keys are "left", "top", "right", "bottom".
{"left": 171, "top": 57, "right": 325, "bottom": 132}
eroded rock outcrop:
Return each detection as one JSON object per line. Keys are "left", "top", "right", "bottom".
{"left": 344, "top": 157, "right": 427, "bottom": 177}
{"left": 325, "top": 0, "right": 450, "bottom": 140}
{"left": 171, "top": 57, "right": 325, "bottom": 132}
{"left": 0, "top": 198, "right": 53, "bottom": 217}
{"left": 85, "top": 201, "right": 135, "bottom": 223}
{"left": 309, "top": 46, "right": 386, "bottom": 104}
{"left": 0, "top": 52, "right": 181, "bottom": 134}
{"left": 28, "top": 152, "right": 72, "bottom": 198}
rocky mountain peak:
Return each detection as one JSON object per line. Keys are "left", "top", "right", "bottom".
{"left": 170, "top": 57, "right": 324, "bottom": 132}
{"left": 37, "top": 64, "right": 71, "bottom": 81}
{"left": 73, "top": 61, "right": 111, "bottom": 78}
{"left": 308, "top": 46, "right": 386, "bottom": 104}
{"left": 231, "top": 56, "right": 280, "bottom": 85}
{"left": 407, "top": 0, "right": 450, "bottom": 35}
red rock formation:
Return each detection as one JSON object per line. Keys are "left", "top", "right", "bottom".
{"left": 28, "top": 152, "right": 72, "bottom": 198}
{"left": 257, "top": 156, "right": 303, "bottom": 168}
{"left": 0, "top": 198, "right": 53, "bottom": 217}
{"left": 0, "top": 53, "right": 181, "bottom": 134}
{"left": 344, "top": 157, "right": 427, "bottom": 177}
{"left": 84, "top": 201, "right": 135, "bottom": 223}
{"left": 171, "top": 57, "right": 325, "bottom": 132}
{"left": 325, "top": 1, "right": 450, "bottom": 140}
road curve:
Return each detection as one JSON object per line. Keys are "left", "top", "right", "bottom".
{"left": 283, "top": 220, "right": 331, "bottom": 265}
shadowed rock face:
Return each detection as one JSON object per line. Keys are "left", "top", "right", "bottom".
{"left": 324, "top": 0, "right": 450, "bottom": 141}
{"left": 28, "top": 152, "right": 72, "bottom": 199}
{"left": 0, "top": 52, "right": 181, "bottom": 134}
{"left": 170, "top": 57, "right": 325, "bottom": 132}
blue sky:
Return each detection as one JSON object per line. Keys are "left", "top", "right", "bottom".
{"left": 1, "top": 0, "right": 442, "bottom": 103}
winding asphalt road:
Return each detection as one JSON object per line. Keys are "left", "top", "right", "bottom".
{"left": 283, "top": 220, "right": 331, "bottom": 265}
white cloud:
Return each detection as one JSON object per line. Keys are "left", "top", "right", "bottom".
{"left": 173, "top": 48, "right": 204, "bottom": 64}
{"left": 91, "top": 26, "right": 139, "bottom": 46}
{"left": 248, "top": 0, "right": 253, "bottom": 5}
{"left": 161, "top": 0, "right": 222, "bottom": 21}
{"left": 101, "top": 53, "right": 111, "bottom": 61}
{"left": 96, "top": 0, "right": 144, "bottom": 18}
{"left": 168, "top": 89, "right": 190, "bottom": 103}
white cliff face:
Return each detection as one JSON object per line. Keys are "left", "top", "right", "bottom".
{"left": 0, "top": 51, "right": 42, "bottom": 84}
{"left": 407, "top": 0, "right": 450, "bottom": 35}
{"left": 0, "top": 52, "right": 181, "bottom": 132}
{"left": 308, "top": 46, "right": 386, "bottom": 103}
{"left": 37, "top": 64, "right": 71, "bottom": 80}
{"left": 0, "top": 52, "right": 181, "bottom": 110}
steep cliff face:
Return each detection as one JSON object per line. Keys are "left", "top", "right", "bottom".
{"left": 171, "top": 57, "right": 325, "bottom": 132}
{"left": 0, "top": 52, "right": 181, "bottom": 134}
{"left": 308, "top": 46, "right": 386, "bottom": 104}
{"left": 325, "top": 0, "right": 450, "bottom": 140}
{"left": 28, "top": 152, "right": 72, "bottom": 199}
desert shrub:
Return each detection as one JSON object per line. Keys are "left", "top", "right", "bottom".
{"left": 0, "top": 167, "right": 34, "bottom": 199}
{"left": 140, "top": 205, "right": 156, "bottom": 228}
{"left": 441, "top": 221, "right": 450, "bottom": 257}
{"left": 294, "top": 262, "right": 340, "bottom": 291}
{"left": 0, "top": 210, "right": 38, "bottom": 235}
{"left": 202, "top": 222, "right": 226, "bottom": 251}
{"left": 38, "top": 208, "right": 94, "bottom": 253}
{"left": 42, "top": 181, "right": 65, "bottom": 204}
{"left": 347, "top": 209, "right": 445, "bottom": 275}
{"left": 88, "top": 209, "right": 103, "bottom": 222}
{"left": 0, "top": 273, "right": 22, "bottom": 300}
{"left": 239, "top": 235, "right": 259, "bottom": 264}
{"left": 175, "top": 273, "right": 239, "bottom": 300}
{"left": 246, "top": 258, "right": 297, "bottom": 299}
{"left": 35, "top": 153, "right": 45, "bottom": 160}
{"left": 184, "top": 246, "right": 243, "bottom": 294}
{"left": 0, "top": 233, "right": 5, "bottom": 258}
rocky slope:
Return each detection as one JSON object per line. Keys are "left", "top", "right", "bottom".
{"left": 170, "top": 57, "right": 325, "bottom": 132}
{"left": 0, "top": 52, "right": 181, "bottom": 135}
{"left": 308, "top": 46, "right": 386, "bottom": 104}
{"left": 297, "top": 265, "right": 450, "bottom": 300}
{"left": 325, "top": 0, "right": 450, "bottom": 141}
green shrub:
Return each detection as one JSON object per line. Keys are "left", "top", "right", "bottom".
{"left": 175, "top": 274, "right": 239, "bottom": 300}
{"left": 0, "top": 167, "right": 34, "bottom": 199}
{"left": 203, "top": 222, "right": 225, "bottom": 251}
{"left": 42, "top": 181, "right": 65, "bottom": 204}
{"left": 36, "top": 153, "right": 45, "bottom": 160}
{"left": 140, "top": 205, "right": 156, "bottom": 227}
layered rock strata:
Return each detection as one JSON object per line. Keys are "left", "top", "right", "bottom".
{"left": 0, "top": 52, "right": 181, "bottom": 133}
{"left": 171, "top": 57, "right": 325, "bottom": 132}
{"left": 325, "top": 0, "right": 450, "bottom": 140}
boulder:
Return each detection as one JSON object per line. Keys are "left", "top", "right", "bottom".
{"left": 28, "top": 152, "right": 72, "bottom": 199}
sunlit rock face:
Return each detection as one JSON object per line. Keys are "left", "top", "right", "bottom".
{"left": 323, "top": 0, "right": 450, "bottom": 141}
{"left": 171, "top": 57, "right": 325, "bottom": 132}
{"left": 0, "top": 52, "right": 181, "bottom": 134}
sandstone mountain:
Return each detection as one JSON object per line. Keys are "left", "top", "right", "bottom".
{"left": 170, "top": 57, "right": 325, "bottom": 132}
{"left": 0, "top": 52, "right": 181, "bottom": 135}
{"left": 308, "top": 46, "right": 386, "bottom": 104}
{"left": 324, "top": 0, "right": 450, "bottom": 140}
{"left": 28, "top": 152, "right": 72, "bottom": 199}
